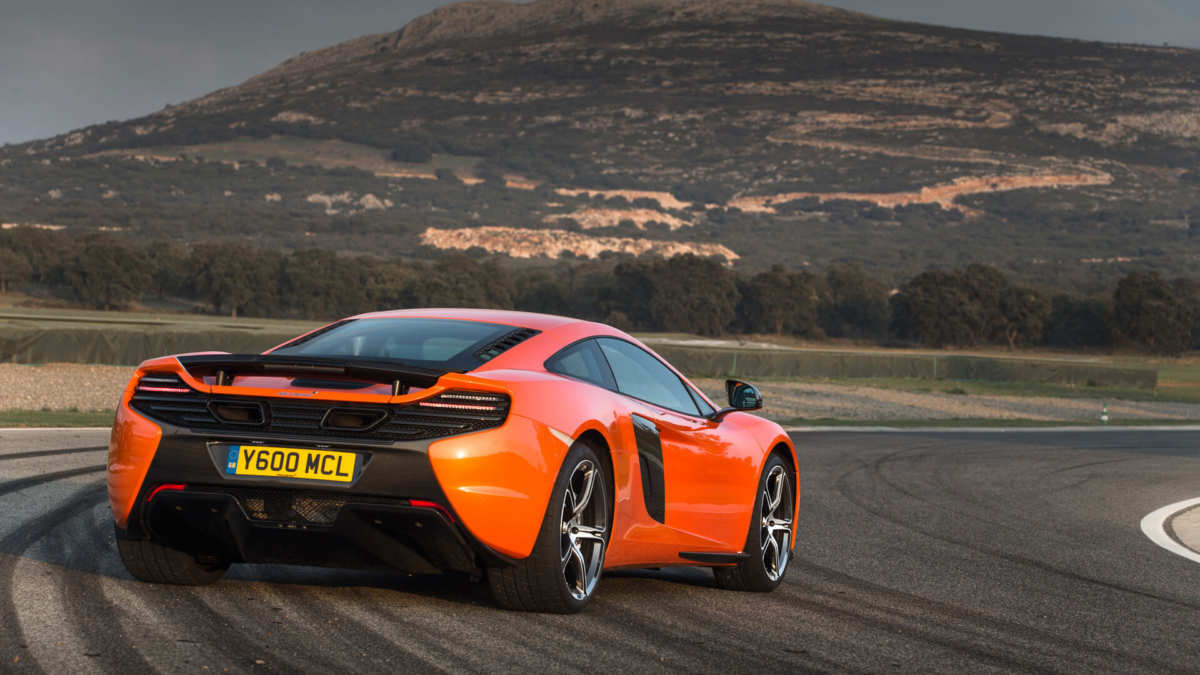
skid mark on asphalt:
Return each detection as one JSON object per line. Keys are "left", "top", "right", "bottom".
{"left": 590, "top": 585, "right": 800, "bottom": 671}
{"left": 0, "top": 481, "right": 107, "bottom": 670}
{"left": 0, "top": 446, "right": 107, "bottom": 463}
{"left": 0, "top": 465, "right": 105, "bottom": 499}
{"left": 769, "top": 581, "right": 1038, "bottom": 672}
{"left": 55, "top": 503, "right": 156, "bottom": 672}
{"left": 353, "top": 578, "right": 614, "bottom": 672}
{"left": 252, "top": 583, "right": 437, "bottom": 673}
{"left": 779, "top": 561, "right": 1190, "bottom": 674}
{"left": 5, "top": 434, "right": 1200, "bottom": 673}
{"left": 307, "top": 586, "right": 467, "bottom": 672}
{"left": 834, "top": 445, "right": 1200, "bottom": 611}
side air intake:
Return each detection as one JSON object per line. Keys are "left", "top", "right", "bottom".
{"left": 476, "top": 328, "right": 540, "bottom": 361}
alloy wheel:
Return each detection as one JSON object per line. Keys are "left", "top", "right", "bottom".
{"left": 560, "top": 459, "right": 607, "bottom": 600}
{"left": 760, "top": 465, "right": 793, "bottom": 582}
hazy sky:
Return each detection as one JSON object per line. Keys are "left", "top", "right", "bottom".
{"left": 2, "top": 0, "right": 1198, "bottom": 147}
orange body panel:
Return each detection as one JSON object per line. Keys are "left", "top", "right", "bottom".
{"left": 107, "top": 357, "right": 171, "bottom": 527}
{"left": 427, "top": 412, "right": 570, "bottom": 558}
{"left": 106, "top": 308, "right": 799, "bottom": 569}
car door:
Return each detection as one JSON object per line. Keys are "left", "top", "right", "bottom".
{"left": 595, "top": 338, "right": 749, "bottom": 550}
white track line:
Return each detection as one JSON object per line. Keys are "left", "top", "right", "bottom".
{"left": 1140, "top": 497, "right": 1200, "bottom": 565}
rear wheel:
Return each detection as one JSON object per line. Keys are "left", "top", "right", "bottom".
{"left": 114, "top": 524, "right": 228, "bottom": 586}
{"left": 713, "top": 455, "right": 794, "bottom": 592}
{"left": 487, "top": 441, "right": 610, "bottom": 613}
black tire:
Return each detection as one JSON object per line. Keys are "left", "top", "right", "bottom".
{"left": 487, "top": 441, "right": 611, "bottom": 613}
{"left": 114, "top": 524, "right": 228, "bottom": 586}
{"left": 713, "top": 454, "right": 795, "bottom": 592}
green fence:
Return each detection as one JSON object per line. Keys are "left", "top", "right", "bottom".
{"left": 651, "top": 345, "right": 1158, "bottom": 390}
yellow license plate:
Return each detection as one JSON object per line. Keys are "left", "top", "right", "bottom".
{"left": 225, "top": 445, "right": 357, "bottom": 483}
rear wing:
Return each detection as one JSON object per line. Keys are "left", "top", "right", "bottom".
{"left": 176, "top": 354, "right": 448, "bottom": 393}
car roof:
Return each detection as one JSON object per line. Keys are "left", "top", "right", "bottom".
{"left": 349, "top": 308, "right": 584, "bottom": 332}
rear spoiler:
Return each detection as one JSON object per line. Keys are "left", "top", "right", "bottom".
{"left": 176, "top": 354, "right": 449, "bottom": 393}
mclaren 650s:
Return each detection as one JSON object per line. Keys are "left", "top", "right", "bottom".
{"left": 108, "top": 308, "right": 798, "bottom": 612}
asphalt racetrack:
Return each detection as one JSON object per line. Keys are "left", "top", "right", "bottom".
{"left": 2, "top": 428, "right": 1198, "bottom": 673}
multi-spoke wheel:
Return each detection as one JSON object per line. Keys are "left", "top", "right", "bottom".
{"left": 713, "top": 454, "right": 795, "bottom": 592}
{"left": 560, "top": 459, "right": 607, "bottom": 600}
{"left": 759, "top": 465, "right": 792, "bottom": 581}
{"left": 488, "top": 440, "right": 611, "bottom": 612}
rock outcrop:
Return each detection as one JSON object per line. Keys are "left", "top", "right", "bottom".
{"left": 421, "top": 226, "right": 738, "bottom": 262}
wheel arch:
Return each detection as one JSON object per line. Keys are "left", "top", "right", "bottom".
{"left": 769, "top": 439, "right": 798, "bottom": 483}
{"left": 573, "top": 427, "right": 616, "bottom": 518}
{"left": 768, "top": 438, "right": 800, "bottom": 549}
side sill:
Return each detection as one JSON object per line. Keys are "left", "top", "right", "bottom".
{"left": 678, "top": 551, "right": 748, "bottom": 564}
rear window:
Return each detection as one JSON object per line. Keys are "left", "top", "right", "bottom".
{"left": 272, "top": 318, "right": 515, "bottom": 370}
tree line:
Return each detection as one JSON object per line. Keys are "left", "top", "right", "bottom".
{"left": 1, "top": 229, "right": 1197, "bottom": 355}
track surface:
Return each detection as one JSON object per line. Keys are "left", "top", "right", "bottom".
{"left": 2, "top": 428, "right": 1199, "bottom": 673}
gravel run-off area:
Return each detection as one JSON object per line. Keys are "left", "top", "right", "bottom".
{"left": 2, "top": 364, "right": 1198, "bottom": 423}
{"left": 0, "top": 363, "right": 134, "bottom": 412}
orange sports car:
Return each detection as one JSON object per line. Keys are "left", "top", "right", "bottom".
{"left": 107, "top": 309, "right": 798, "bottom": 612}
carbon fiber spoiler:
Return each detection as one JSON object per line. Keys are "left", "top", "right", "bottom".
{"left": 176, "top": 354, "right": 448, "bottom": 390}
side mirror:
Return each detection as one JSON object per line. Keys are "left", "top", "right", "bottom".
{"left": 710, "top": 379, "right": 763, "bottom": 421}
{"left": 726, "top": 379, "right": 763, "bottom": 411}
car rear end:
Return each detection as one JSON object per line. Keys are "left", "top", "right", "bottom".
{"left": 108, "top": 316, "right": 539, "bottom": 578}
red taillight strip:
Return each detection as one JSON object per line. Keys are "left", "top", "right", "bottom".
{"left": 147, "top": 483, "right": 187, "bottom": 502}
{"left": 410, "top": 499, "right": 456, "bottom": 523}
{"left": 135, "top": 386, "right": 192, "bottom": 394}
{"left": 438, "top": 393, "right": 505, "bottom": 401}
{"left": 417, "top": 401, "right": 498, "bottom": 411}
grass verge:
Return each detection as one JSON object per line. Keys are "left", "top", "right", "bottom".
{"left": 0, "top": 409, "right": 113, "bottom": 427}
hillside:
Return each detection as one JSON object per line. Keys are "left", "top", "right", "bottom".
{"left": 2, "top": 0, "right": 1199, "bottom": 292}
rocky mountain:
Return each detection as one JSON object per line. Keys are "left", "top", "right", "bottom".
{"left": 2, "top": 0, "right": 1199, "bottom": 292}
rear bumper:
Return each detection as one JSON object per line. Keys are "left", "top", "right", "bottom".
{"left": 109, "top": 390, "right": 571, "bottom": 567}
{"left": 111, "top": 403, "right": 513, "bottom": 574}
{"left": 137, "top": 486, "right": 479, "bottom": 574}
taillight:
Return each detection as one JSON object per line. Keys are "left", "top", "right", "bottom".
{"left": 417, "top": 391, "right": 508, "bottom": 412}
{"left": 388, "top": 390, "right": 510, "bottom": 437}
{"left": 130, "top": 372, "right": 211, "bottom": 427}
{"left": 135, "top": 372, "right": 193, "bottom": 394}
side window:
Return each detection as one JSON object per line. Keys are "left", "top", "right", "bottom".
{"left": 689, "top": 386, "right": 716, "bottom": 417}
{"left": 546, "top": 339, "right": 617, "bottom": 389}
{"left": 596, "top": 338, "right": 701, "bottom": 416}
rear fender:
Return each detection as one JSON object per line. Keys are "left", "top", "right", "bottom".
{"left": 107, "top": 358, "right": 182, "bottom": 528}
{"left": 427, "top": 372, "right": 620, "bottom": 559}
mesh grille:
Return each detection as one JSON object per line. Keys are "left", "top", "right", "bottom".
{"left": 130, "top": 372, "right": 510, "bottom": 442}
{"left": 240, "top": 492, "right": 347, "bottom": 525}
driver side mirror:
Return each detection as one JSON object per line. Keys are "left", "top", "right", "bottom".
{"left": 710, "top": 379, "right": 764, "bottom": 421}
{"left": 726, "top": 379, "right": 763, "bottom": 411}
